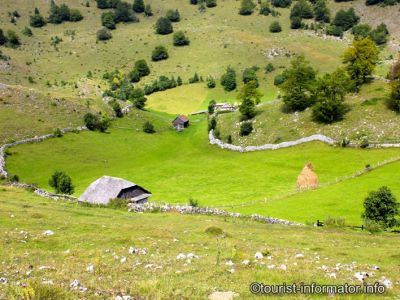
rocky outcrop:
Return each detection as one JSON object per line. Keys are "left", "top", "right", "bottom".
{"left": 128, "top": 202, "right": 302, "bottom": 226}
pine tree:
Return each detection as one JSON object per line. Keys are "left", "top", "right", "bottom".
{"left": 220, "top": 67, "right": 237, "bottom": 91}
{"left": 133, "top": 0, "right": 145, "bottom": 13}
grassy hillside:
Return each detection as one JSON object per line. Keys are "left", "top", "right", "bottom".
{"left": 5, "top": 109, "right": 400, "bottom": 224}
{"left": 0, "top": 186, "right": 399, "bottom": 299}
{"left": 217, "top": 80, "right": 400, "bottom": 145}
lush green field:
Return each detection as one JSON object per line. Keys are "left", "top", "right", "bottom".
{"left": 5, "top": 110, "right": 400, "bottom": 224}
{"left": 0, "top": 186, "right": 399, "bottom": 299}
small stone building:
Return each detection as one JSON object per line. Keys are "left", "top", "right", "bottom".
{"left": 172, "top": 115, "right": 189, "bottom": 131}
{"left": 79, "top": 176, "right": 152, "bottom": 205}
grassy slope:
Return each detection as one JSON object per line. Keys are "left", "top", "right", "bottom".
{"left": 5, "top": 110, "right": 400, "bottom": 224}
{"left": 217, "top": 80, "right": 400, "bottom": 145}
{"left": 0, "top": 186, "right": 399, "bottom": 299}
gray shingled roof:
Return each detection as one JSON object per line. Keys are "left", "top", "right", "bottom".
{"left": 79, "top": 176, "right": 137, "bottom": 205}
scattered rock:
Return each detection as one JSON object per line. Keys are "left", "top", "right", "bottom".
{"left": 380, "top": 277, "right": 393, "bottom": 289}
{"left": 279, "top": 264, "right": 287, "bottom": 271}
{"left": 120, "top": 257, "right": 127, "bottom": 263}
{"left": 254, "top": 252, "right": 263, "bottom": 259}
{"left": 42, "top": 230, "right": 54, "bottom": 236}
{"left": 241, "top": 259, "right": 250, "bottom": 265}
{"left": 295, "top": 253, "right": 304, "bottom": 259}
{"left": 208, "top": 291, "right": 239, "bottom": 300}
{"left": 70, "top": 279, "right": 80, "bottom": 289}
{"left": 0, "top": 277, "right": 8, "bottom": 284}
{"left": 177, "top": 253, "right": 186, "bottom": 260}
{"left": 225, "top": 260, "right": 234, "bottom": 266}
{"left": 86, "top": 264, "right": 94, "bottom": 273}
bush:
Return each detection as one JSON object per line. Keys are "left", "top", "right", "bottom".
{"left": 108, "top": 198, "right": 129, "bottom": 209}
{"left": 30, "top": 14, "right": 46, "bottom": 27}
{"left": 290, "top": 17, "right": 302, "bottom": 29}
{"left": 290, "top": 0, "right": 314, "bottom": 20}
{"left": 260, "top": 2, "right": 271, "bottom": 15}
{"left": 205, "top": 226, "right": 224, "bottom": 236}
{"left": 84, "top": 112, "right": 111, "bottom": 132}
{"left": 101, "top": 11, "right": 116, "bottom": 29}
{"left": 333, "top": 8, "right": 359, "bottom": 31}
{"left": 239, "top": 0, "right": 256, "bottom": 15}
{"left": 324, "top": 216, "right": 346, "bottom": 227}
{"left": 69, "top": 9, "right": 83, "bottom": 22}
{"left": 155, "top": 17, "right": 173, "bottom": 34}
{"left": 208, "top": 99, "right": 216, "bottom": 114}
{"left": 9, "top": 174, "right": 19, "bottom": 183}
{"left": 271, "top": 0, "right": 292, "bottom": 8}
{"left": 189, "top": 72, "right": 200, "bottom": 83}
{"left": 364, "top": 219, "right": 383, "bottom": 233}
{"left": 166, "top": 9, "right": 180, "bottom": 22}
{"left": 97, "top": 28, "right": 112, "bottom": 41}
{"left": 352, "top": 24, "right": 372, "bottom": 38}
{"left": 115, "top": 2, "right": 138, "bottom": 23}
{"left": 109, "top": 99, "right": 123, "bottom": 117}
{"left": 144, "top": 4, "right": 153, "bottom": 16}
{"left": 207, "top": 77, "right": 216, "bottom": 88}
{"left": 134, "top": 59, "right": 150, "bottom": 77}
{"left": 240, "top": 121, "right": 253, "bottom": 136}
{"left": 22, "top": 27, "right": 33, "bottom": 37}
{"left": 6, "top": 30, "right": 20, "bottom": 47}
{"left": 269, "top": 21, "right": 282, "bottom": 33}
{"left": 151, "top": 45, "right": 169, "bottom": 61}
{"left": 265, "top": 64, "right": 274, "bottom": 74}
{"left": 362, "top": 186, "right": 399, "bottom": 228}
{"left": 49, "top": 171, "right": 74, "bottom": 194}
{"left": 312, "top": 98, "right": 349, "bottom": 123}
{"left": 208, "top": 117, "right": 217, "bottom": 130}
{"left": 206, "top": 0, "right": 218, "bottom": 7}
{"left": 0, "top": 29, "right": 7, "bottom": 45}
{"left": 273, "top": 69, "right": 288, "bottom": 86}
{"left": 133, "top": 0, "right": 145, "bottom": 13}
{"left": 53, "top": 128, "right": 63, "bottom": 137}
{"left": 143, "top": 121, "right": 155, "bottom": 133}
{"left": 173, "top": 31, "right": 190, "bottom": 46}
{"left": 326, "top": 25, "right": 343, "bottom": 37}
{"left": 188, "top": 197, "right": 199, "bottom": 207}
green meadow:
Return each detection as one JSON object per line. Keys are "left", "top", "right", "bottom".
{"left": 1, "top": 186, "right": 399, "bottom": 299}
{"left": 5, "top": 110, "right": 400, "bottom": 225}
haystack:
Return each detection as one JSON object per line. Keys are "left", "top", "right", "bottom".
{"left": 297, "top": 162, "right": 319, "bottom": 190}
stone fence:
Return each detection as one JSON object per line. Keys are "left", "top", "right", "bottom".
{"left": 209, "top": 130, "right": 400, "bottom": 152}
{"left": 0, "top": 126, "right": 87, "bottom": 178}
{"left": 128, "top": 202, "right": 302, "bottom": 226}
{"left": 5, "top": 182, "right": 77, "bottom": 201}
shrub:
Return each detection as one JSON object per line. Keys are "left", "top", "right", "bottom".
{"left": 0, "top": 29, "right": 7, "bottom": 45}
{"left": 30, "top": 14, "right": 46, "bottom": 27}
{"left": 227, "top": 135, "right": 233, "bottom": 144}
{"left": 352, "top": 24, "right": 372, "bottom": 38}
{"left": 240, "top": 121, "right": 253, "bottom": 136}
{"left": 207, "top": 77, "right": 216, "bottom": 88}
{"left": 239, "top": 0, "right": 256, "bottom": 15}
{"left": 324, "top": 216, "right": 346, "bottom": 227}
{"left": 9, "top": 174, "right": 19, "bottom": 183}
{"left": 109, "top": 99, "right": 123, "bottom": 117}
{"left": 333, "top": 8, "right": 359, "bottom": 31}
{"left": 360, "top": 137, "right": 369, "bottom": 148}
{"left": 364, "top": 219, "right": 383, "bottom": 233}
{"left": 134, "top": 59, "right": 150, "bottom": 77}
{"left": 206, "top": 0, "right": 218, "bottom": 7}
{"left": 133, "top": 0, "right": 145, "bottom": 13}
{"left": 69, "top": 9, "right": 83, "bottom": 22}
{"left": 290, "top": 0, "right": 314, "bottom": 20}
{"left": 242, "top": 67, "right": 258, "bottom": 85}
{"left": 188, "top": 197, "right": 199, "bottom": 207}
{"left": 189, "top": 72, "right": 200, "bottom": 83}
{"left": 155, "top": 17, "right": 173, "bottom": 34}
{"left": 208, "top": 116, "right": 217, "bottom": 130}
{"left": 290, "top": 17, "right": 302, "bottom": 29}
{"left": 173, "top": 31, "right": 190, "bottom": 46}
{"left": 144, "top": 4, "right": 153, "bottom": 16}
{"left": 260, "top": 2, "right": 271, "bottom": 15}
{"left": 269, "top": 21, "right": 282, "bottom": 33}
{"left": 101, "top": 11, "right": 116, "bottom": 29}
{"left": 265, "top": 64, "right": 274, "bottom": 73}
{"left": 97, "top": 28, "right": 112, "bottom": 41}
{"left": 132, "top": 88, "right": 147, "bottom": 109}
{"left": 166, "top": 9, "right": 180, "bottom": 22}
{"left": 84, "top": 112, "right": 111, "bottom": 132}
{"left": 49, "top": 171, "right": 74, "bottom": 194}
{"left": 151, "top": 45, "right": 169, "bottom": 61}
{"left": 6, "top": 30, "right": 20, "bottom": 47}
{"left": 22, "top": 27, "right": 33, "bottom": 37}
{"left": 271, "top": 0, "right": 292, "bottom": 8}
{"left": 115, "top": 2, "right": 138, "bottom": 23}
{"left": 108, "top": 198, "right": 129, "bottom": 209}
{"left": 53, "top": 128, "right": 63, "bottom": 137}
{"left": 208, "top": 99, "right": 216, "bottom": 114}
{"left": 205, "top": 226, "right": 224, "bottom": 236}
{"left": 362, "top": 186, "right": 399, "bottom": 228}
{"left": 143, "top": 121, "right": 155, "bottom": 133}
{"left": 274, "top": 70, "right": 288, "bottom": 86}
{"left": 314, "top": 0, "right": 330, "bottom": 23}
{"left": 326, "top": 24, "right": 343, "bottom": 37}
{"left": 370, "top": 23, "right": 389, "bottom": 45}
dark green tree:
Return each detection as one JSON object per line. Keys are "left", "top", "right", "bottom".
{"left": 134, "top": 59, "right": 150, "bottom": 77}
{"left": 115, "top": 2, "right": 138, "bottom": 23}
{"left": 260, "top": 1, "right": 271, "bottom": 15}
{"left": 362, "top": 186, "right": 399, "bottom": 228}
{"left": 133, "top": 0, "right": 145, "bottom": 13}
{"left": 6, "top": 30, "right": 20, "bottom": 47}
{"left": 333, "top": 8, "right": 359, "bottom": 31}
{"left": 312, "top": 68, "right": 352, "bottom": 123}
{"left": 49, "top": 171, "right": 74, "bottom": 194}
{"left": 30, "top": 13, "right": 46, "bottom": 27}
{"left": 173, "top": 31, "right": 190, "bottom": 46}
{"left": 326, "top": 24, "right": 343, "bottom": 37}
{"left": 351, "top": 24, "right": 372, "bottom": 39}
{"left": 22, "top": 27, "right": 33, "bottom": 37}
{"left": 239, "top": 0, "right": 256, "bottom": 15}
{"left": 239, "top": 121, "right": 253, "bottom": 136}
{"left": 281, "top": 55, "right": 317, "bottom": 111}
{"left": 69, "top": 9, "right": 83, "bottom": 21}
{"left": 242, "top": 67, "right": 259, "bottom": 86}
{"left": 177, "top": 76, "right": 183, "bottom": 86}
{"left": 271, "top": 0, "right": 292, "bottom": 8}
{"left": 290, "top": 16, "right": 302, "bottom": 29}
{"left": 238, "top": 80, "right": 262, "bottom": 119}
{"left": 220, "top": 67, "right": 237, "bottom": 91}
{"left": 109, "top": 99, "right": 123, "bottom": 117}
{"left": 290, "top": 0, "right": 313, "bottom": 20}
{"left": 370, "top": 23, "right": 389, "bottom": 45}
{"left": 206, "top": 0, "right": 217, "bottom": 7}
{"left": 208, "top": 99, "right": 216, "bottom": 114}
{"left": 102, "top": 11, "right": 116, "bottom": 29}
{"left": 155, "top": 17, "right": 173, "bottom": 34}
{"left": 151, "top": 45, "right": 169, "bottom": 61}
{"left": 207, "top": 76, "right": 216, "bottom": 88}
{"left": 0, "top": 29, "right": 7, "bottom": 45}
{"left": 143, "top": 121, "right": 155, "bottom": 133}
{"left": 48, "top": 0, "right": 63, "bottom": 24}
{"left": 314, "top": 0, "right": 330, "bottom": 23}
